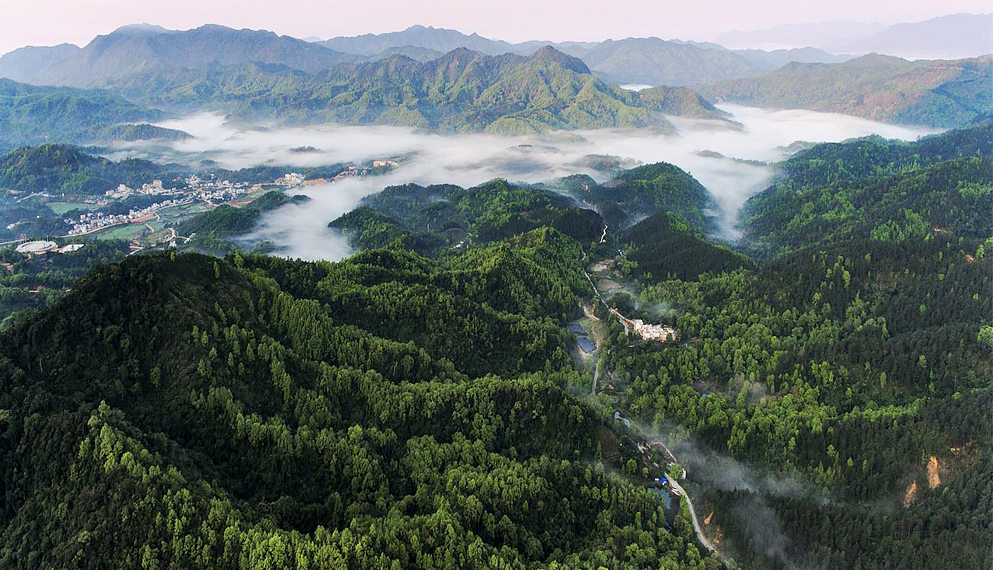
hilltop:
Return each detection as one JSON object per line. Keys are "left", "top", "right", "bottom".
{"left": 227, "top": 47, "right": 730, "bottom": 133}
{"left": 0, "top": 79, "right": 164, "bottom": 148}
{"left": 0, "top": 144, "right": 188, "bottom": 194}
{"left": 697, "top": 54, "right": 993, "bottom": 127}
{"left": 0, "top": 24, "right": 359, "bottom": 88}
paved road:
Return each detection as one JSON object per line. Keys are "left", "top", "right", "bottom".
{"left": 647, "top": 439, "right": 722, "bottom": 561}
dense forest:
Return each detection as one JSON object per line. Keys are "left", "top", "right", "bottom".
{"left": 0, "top": 144, "right": 189, "bottom": 195}
{"left": 0, "top": 121, "right": 990, "bottom": 569}
{"left": 602, "top": 122, "right": 992, "bottom": 568}
{"left": 0, "top": 247, "right": 715, "bottom": 569}
{"left": 740, "top": 123, "right": 992, "bottom": 259}
{"left": 0, "top": 240, "right": 131, "bottom": 322}
{"left": 329, "top": 161, "right": 717, "bottom": 257}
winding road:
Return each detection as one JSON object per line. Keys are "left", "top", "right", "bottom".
{"left": 645, "top": 439, "right": 720, "bottom": 559}
{"left": 578, "top": 229, "right": 725, "bottom": 564}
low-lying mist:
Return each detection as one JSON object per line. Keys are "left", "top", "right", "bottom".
{"left": 123, "top": 106, "right": 937, "bottom": 261}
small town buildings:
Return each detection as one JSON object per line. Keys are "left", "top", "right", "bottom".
{"left": 631, "top": 319, "right": 677, "bottom": 342}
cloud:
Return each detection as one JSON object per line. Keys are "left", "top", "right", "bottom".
{"left": 103, "top": 105, "right": 937, "bottom": 261}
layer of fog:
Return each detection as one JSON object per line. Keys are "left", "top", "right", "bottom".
{"left": 639, "top": 424, "right": 829, "bottom": 569}
{"left": 618, "top": 84, "right": 654, "bottom": 91}
{"left": 124, "top": 106, "right": 938, "bottom": 261}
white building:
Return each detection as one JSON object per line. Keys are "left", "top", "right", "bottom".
{"left": 631, "top": 319, "right": 677, "bottom": 342}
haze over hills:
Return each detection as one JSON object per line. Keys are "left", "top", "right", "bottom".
{"left": 718, "top": 13, "right": 992, "bottom": 59}
{"left": 563, "top": 38, "right": 764, "bottom": 86}
{"left": 697, "top": 54, "right": 993, "bottom": 127}
{"left": 0, "top": 23, "right": 851, "bottom": 92}
{"left": 0, "top": 8, "right": 989, "bottom": 568}
{"left": 0, "top": 118, "right": 989, "bottom": 569}
{"left": 0, "top": 15, "right": 986, "bottom": 141}
{"left": 836, "top": 13, "right": 993, "bottom": 60}
{"left": 316, "top": 25, "right": 846, "bottom": 86}
{"left": 0, "top": 24, "right": 361, "bottom": 88}
{"left": 319, "top": 24, "right": 529, "bottom": 56}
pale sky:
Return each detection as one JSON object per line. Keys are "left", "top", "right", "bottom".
{"left": 0, "top": 0, "right": 989, "bottom": 55}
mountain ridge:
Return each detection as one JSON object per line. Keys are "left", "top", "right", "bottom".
{"left": 697, "top": 53, "right": 993, "bottom": 127}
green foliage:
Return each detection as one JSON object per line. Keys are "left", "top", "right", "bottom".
{"left": 0, "top": 79, "right": 162, "bottom": 147}
{"left": 579, "top": 162, "right": 716, "bottom": 232}
{"left": 621, "top": 212, "right": 754, "bottom": 281}
{"left": 0, "top": 144, "right": 189, "bottom": 195}
{"left": 699, "top": 54, "right": 993, "bottom": 127}
{"left": 0, "top": 251, "right": 710, "bottom": 569}
{"left": 331, "top": 179, "right": 606, "bottom": 254}
{"left": 741, "top": 124, "right": 993, "bottom": 259}
{"left": 220, "top": 47, "right": 729, "bottom": 133}
{"left": 178, "top": 191, "right": 309, "bottom": 237}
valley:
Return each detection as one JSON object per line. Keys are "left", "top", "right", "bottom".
{"left": 0, "top": 10, "right": 990, "bottom": 570}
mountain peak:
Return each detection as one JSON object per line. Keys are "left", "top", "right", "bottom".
{"left": 527, "top": 45, "right": 590, "bottom": 74}
{"left": 110, "top": 23, "right": 172, "bottom": 36}
{"left": 847, "top": 52, "right": 910, "bottom": 66}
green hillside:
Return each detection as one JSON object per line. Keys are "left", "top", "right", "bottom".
{"left": 740, "top": 122, "right": 993, "bottom": 258}
{"left": 0, "top": 144, "right": 188, "bottom": 194}
{"left": 229, "top": 47, "right": 729, "bottom": 133}
{"left": 97, "top": 123, "right": 192, "bottom": 141}
{"left": 621, "top": 212, "right": 755, "bottom": 282}
{"left": 0, "top": 235, "right": 715, "bottom": 568}
{"left": 578, "top": 38, "right": 763, "bottom": 86}
{"left": 0, "top": 79, "right": 163, "bottom": 148}
{"left": 578, "top": 162, "right": 717, "bottom": 231}
{"left": 330, "top": 161, "right": 716, "bottom": 258}
{"left": 178, "top": 192, "right": 310, "bottom": 237}
{"left": 0, "top": 120, "right": 990, "bottom": 569}
{"left": 698, "top": 54, "right": 993, "bottom": 127}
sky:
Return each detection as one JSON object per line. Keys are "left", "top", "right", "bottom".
{"left": 0, "top": 0, "right": 989, "bottom": 55}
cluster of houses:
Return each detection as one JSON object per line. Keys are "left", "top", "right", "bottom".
{"left": 65, "top": 197, "right": 193, "bottom": 236}
{"left": 275, "top": 173, "right": 305, "bottom": 186}
{"left": 631, "top": 319, "right": 678, "bottom": 342}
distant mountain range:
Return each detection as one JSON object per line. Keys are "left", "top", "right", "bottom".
{"left": 227, "top": 47, "right": 732, "bottom": 133}
{"left": 317, "top": 25, "right": 847, "bottom": 86}
{"left": 0, "top": 24, "right": 361, "bottom": 88}
{"left": 836, "top": 13, "right": 993, "bottom": 60}
{"left": 0, "top": 18, "right": 988, "bottom": 140}
{"left": 717, "top": 13, "right": 992, "bottom": 59}
{"left": 0, "top": 43, "right": 732, "bottom": 140}
{"left": 0, "top": 23, "right": 847, "bottom": 91}
{"left": 320, "top": 24, "right": 531, "bottom": 57}
{"left": 697, "top": 54, "right": 993, "bottom": 127}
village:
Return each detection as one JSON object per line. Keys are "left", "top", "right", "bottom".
{"left": 61, "top": 160, "right": 395, "bottom": 236}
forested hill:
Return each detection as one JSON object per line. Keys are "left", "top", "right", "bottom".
{"left": 329, "top": 161, "right": 718, "bottom": 256}
{"left": 587, "top": 127, "right": 991, "bottom": 568}
{"left": 1, "top": 104, "right": 991, "bottom": 569}
{"left": 330, "top": 179, "right": 604, "bottom": 255}
{"left": 697, "top": 54, "right": 993, "bottom": 127}
{"left": 0, "top": 79, "right": 165, "bottom": 148}
{"left": 620, "top": 212, "right": 755, "bottom": 282}
{"left": 0, "top": 144, "right": 189, "bottom": 195}
{"left": 740, "top": 122, "right": 993, "bottom": 258}
{"left": 226, "top": 46, "right": 730, "bottom": 133}
{"left": 0, "top": 236, "right": 717, "bottom": 568}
